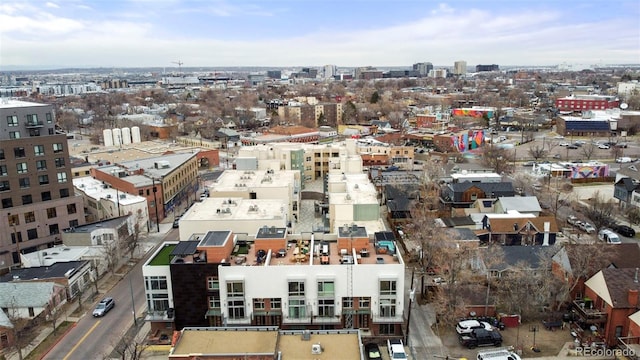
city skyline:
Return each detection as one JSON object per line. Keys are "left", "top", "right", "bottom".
{"left": 1, "top": 0, "right": 639, "bottom": 70}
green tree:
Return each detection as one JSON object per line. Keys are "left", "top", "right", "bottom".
{"left": 370, "top": 91, "right": 380, "bottom": 104}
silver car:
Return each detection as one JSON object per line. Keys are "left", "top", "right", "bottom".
{"left": 93, "top": 297, "right": 115, "bottom": 317}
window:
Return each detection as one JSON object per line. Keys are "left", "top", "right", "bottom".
{"left": 67, "top": 203, "right": 76, "bottom": 214}
{"left": 380, "top": 280, "right": 397, "bottom": 296}
{"left": 207, "top": 278, "right": 219, "bottom": 290}
{"left": 69, "top": 219, "right": 79, "bottom": 228}
{"left": 379, "top": 299, "right": 396, "bottom": 318}
{"left": 208, "top": 296, "right": 221, "bottom": 309}
{"left": 270, "top": 298, "right": 281, "bottom": 309}
{"left": 17, "top": 163, "right": 27, "bottom": 174}
{"left": 48, "top": 128, "right": 54, "bottom": 135}
{"left": 39, "top": 175, "right": 49, "bottom": 185}
{"left": 228, "top": 299, "right": 245, "bottom": 319}
{"left": 28, "top": 307, "right": 35, "bottom": 317}
{"left": 317, "top": 281, "right": 335, "bottom": 297}
{"left": 29, "top": 129, "right": 40, "bottom": 137}
{"left": 60, "top": 188, "right": 69, "bottom": 198}
{"left": 19, "top": 178, "right": 30, "bottom": 188}
{"left": 41, "top": 191, "right": 51, "bottom": 201}
{"left": 288, "top": 299, "right": 306, "bottom": 319}
{"left": 7, "top": 115, "right": 18, "bottom": 126}
{"left": 11, "top": 231, "right": 22, "bottom": 243}
{"left": 342, "top": 297, "right": 354, "bottom": 309}
{"left": 0, "top": 165, "right": 7, "bottom": 176}
{"left": 9, "top": 131, "right": 20, "bottom": 139}
{"left": 359, "top": 297, "right": 370, "bottom": 308}
{"left": 253, "top": 298, "right": 265, "bottom": 310}
{"left": 8, "top": 214, "right": 19, "bottom": 226}
{"left": 34, "top": 145, "right": 45, "bottom": 156}
{"left": 46, "top": 113, "right": 52, "bottom": 123}
{"left": 379, "top": 324, "right": 394, "bottom": 335}
{"left": 288, "top": 281, "right": 305, "bottom": 296}
{"left": 53, "top": 143, "right": 63, "bottom": 153}
{"left": 26, "top": 114, "right": 38, "bottom": 125}
{"left": 54, "top": 158, "right": 65, "bottom": 168}
{"left": 49, "top": 224, "right": 59, "bottom": 235}
{"left": 47, "top": 207, "right": 57, "bottom": 218}
{"left": 27, "top": 228, "right": 38, "bottom": 240}
{"left": 2, "top": 198, "right": 13, "bottom": 209}
{"left": 14, "top": 147, "right": 25, "bottom": 158}
{"left": 22, "top": 195, "right": 32, "bottom": 205}
{"left": 0, "top": 149, "right": 4, "bottom": 160}
{"left": 0, "top": 181, "right": 9, "bottom": 192}
{"left": 318, "top": 299, "right": 335, "bottom": 317}
{"left": 24, "top": 211, "right": 35, "bottom": 223}
{"left": 227, "top": 282, "right": 244, "bottom": 297}
{"left": 57, "top": 172, "right": 67, "bottom": 183}
{"left": 147, "top": 293, "right": 169, "bottom": 312}
{"left": 36, "top": 160, "right": 47, "bottom": 171}
{"left": 145, "top": 276, "right": 168, "bottom": 290}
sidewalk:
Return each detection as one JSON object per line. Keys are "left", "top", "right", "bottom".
{"left": 6, "top": 222, "right": 173, "bottom": 360}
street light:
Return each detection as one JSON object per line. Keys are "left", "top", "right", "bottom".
{"left": 129, "top": 276, "right": 137, "bottom": 327}
{"left": 152, "top": 177, "right": 160, "bottom": 232}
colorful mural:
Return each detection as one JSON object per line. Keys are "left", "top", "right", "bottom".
{"left": 450, "top": 130, "right": 485, "bottom": 152}
{"left": 452, "top": 108, "right": 495, "bottom": 118}
{"left": 569, "top": 164, "right": 609, "bottom": 179}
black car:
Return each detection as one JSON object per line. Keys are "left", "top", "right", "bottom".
{"left": 172, "top": 218, "right": 180, "bottom": 228}
{"left": 612, "top": 224, "right": 636, "bottom": 237}
{"left": 568, "top": 145, "right": 579, "bottom": 149}
{"left": 458, "top": 328, "right": 502, "bottom": 349}
{"left": 364, "top": 343, "right": 382, "bottom": 360}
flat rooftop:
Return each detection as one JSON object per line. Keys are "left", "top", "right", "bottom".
{"left": 278, "top": 330, "right": 362, "bottom": 360}
{"left": 171, "top": 327, "right": 278, "bottom": 357}
{"left": 183, "top": 198, "right": 287, "bottom": 221}
{"left": 213, "top": 169, "right": 296, "bottom": 191}
{"left": 0, "top": 99, "right": 49, "bottom": 109}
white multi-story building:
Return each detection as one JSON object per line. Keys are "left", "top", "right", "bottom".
{"left": 453, "top": 60, "right": 467, "bottom": 76}
{"left": 143, "top": 227, "right": 405, "bottom": 338}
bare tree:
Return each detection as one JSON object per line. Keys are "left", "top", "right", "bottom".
{"left": 582, "top": 191, "right": 617, "bottom": 231}
{"left": 626, "top": 206, "right": 640, "bottom": 227}
{"left": 562, "top": 243, "right": 613, "bottom": 297}
{"left": 109, "top": 332, "right": 149, "bottom": 360}
{"left": 481, "top": 146, "right": 514, "bottom": 174}
{"left": 528, "top": 145, "right": 547, "bottom": 161}
{"left": 102, "top": 239, "right": 121, "bottom": 276}
{"left": 3, "top": 297, "right": 29, "bottom": 360}
{"left": 580, "top": 143, "right": 597, "bottom": 161}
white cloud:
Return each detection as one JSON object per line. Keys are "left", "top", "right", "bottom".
{"left": 45, "top": 2, "right": 59, "bottom": 9}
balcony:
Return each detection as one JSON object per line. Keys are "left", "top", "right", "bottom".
{"left": 145, "top": 309, "right": 174, "bottom": 322}
{"left": 282, "top": 315, "right": 312, "bottom": 324}
{"left": 572, "top": 299, "right": 607, "bottom": 324}
{"left": 25, "top": 121, "right": 44, "bottom": 128}
{"left": 371, "top": 313, "right": 404, "bottom": 323}
{"left": 313, "top": 315, "right": 342, "bottom": 324}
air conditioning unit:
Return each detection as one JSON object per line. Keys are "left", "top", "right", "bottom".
{"left": 311, "top": 343, "right": 323, "bottom": 355}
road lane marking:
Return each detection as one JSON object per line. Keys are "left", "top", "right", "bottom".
{"left": 63, "top": 319, "right": 101, "bottom": 360}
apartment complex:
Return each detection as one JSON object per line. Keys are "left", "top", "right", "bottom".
{"left": 144, "top": 227, "right": 405, "bottom": 338}
{"left": 453, "top": 60, "right": 467, "bottom": 76}
{"left": 555, "top": 95, "right": 620, "bottom": 112}
{"left": 0, "top": 100, "right": 85, "bottom": 270}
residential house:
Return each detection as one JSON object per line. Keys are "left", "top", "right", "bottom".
{"left": 0, "top": 260, "right": 92, "bottom": 300}
{"left": 479, "top": 214, "right": 558, "bottom": 246}
{"left": 0, "top": 308, "right": 13, "bottom": 352}
{"left": 614, "top": 177, "right": 640, "bottom": 208}
{"left": 494, "top": 196, "right": 542, "bottom": 216}
{"left": 0, "top": 282, "right": 66, "bottom": 320}
{"left": 441, "top": 181, "right": 515, "bottom": 209}
{"left": 479, "top": 245, "right": 550, "bottom": 279}
{"left": 552, "top": 243, "right": 640, "bottom": 300}
{"left": 577, "top": 268, "right": 640, "bottom": 347}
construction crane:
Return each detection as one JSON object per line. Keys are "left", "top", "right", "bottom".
{"left": 171, "top": 60, "right": 183, "bottom": 72}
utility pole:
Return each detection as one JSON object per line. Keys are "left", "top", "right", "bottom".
{"left": 152, "top": 178, "right": 160, "bottom": 232}
{"left": 405, "top": 268, "right": 415, "bottom": 344}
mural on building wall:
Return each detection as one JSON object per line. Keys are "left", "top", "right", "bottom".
{"left": 451, "top": 130, "right": 485, "bottom": 152}
{"left": 452, "top": 108, "right": 494, "bottom": 118}
{"left": 569, "top": 164, "right": 609, "bottom": 178}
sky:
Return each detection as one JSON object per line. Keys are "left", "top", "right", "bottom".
{"left": 0, "top": 0, "right": 639, "bottom": 70}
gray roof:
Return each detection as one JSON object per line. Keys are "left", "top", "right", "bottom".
{"left": 199, "top": 231, "right": 231, "bottom": 247}
{"left": 0, "top": 282, "right": 61, "bottom": 308}
{"left": 497, "top": 196, "right": 542, "bottom": 213}
{"left": 483, "top": 245, "right": 550, "bottom": 271}
{"left": 0, "top": 261, "right": 88, "bottom": 282}
{"left": 64, "top": 215, "right": 128, "bottom": 234}
{"left": 0, "top": 308, "right": 12, "bottom": 328}
{"left": 119, "top": 153, "right": 197, "bottom": 178}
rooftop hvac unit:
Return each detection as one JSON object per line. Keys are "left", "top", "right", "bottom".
{"left": 311, "top": 343, "right": 323, "bottom": 355}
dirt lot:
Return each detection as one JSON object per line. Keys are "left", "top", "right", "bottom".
{"left": 439, "top": 321, "right": 573, "bottom": 359}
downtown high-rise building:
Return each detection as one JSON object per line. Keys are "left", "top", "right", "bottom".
{"left": 412, "top": 62, "right": 433, "bottom": 77}
{"left": 453, "top": 60, "right": 467, "bottom": 76}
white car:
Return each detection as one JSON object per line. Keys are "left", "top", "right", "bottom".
{"left": 598, "top": 229, "right": 621, "bottom": 244}
{"left": 598, "top": 144, "right": 610, "bottom": 149}
{"left": 580, "top": 222, "right": 596, "bottom": 234}
{"left": 559, "top": 142, "right": 571, "bottom": 147}
{"left": 456, "top": 319, "right": 493, "bottom": 335}
{"left": 616, "top": 157, "right": 633, "bottom": 163}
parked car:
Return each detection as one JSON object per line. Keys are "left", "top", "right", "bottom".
{"left": 553, "top": 154, "right": 562, "bottom": 159}
{"left": 598, "top": 144, "right": 610, "bottom": 149}
{"left": 456, "top": 319, "right": 493, "bottom": 335}
{"left": 579, "top": 222, "right": 596, "bottom": 234}
{"left": 364, "top": 343, "right": 382, "bottom": 360}
{"left": 559, "top": 142, "right": 571, "bottom": 147}
{"left": 199, "top": 193, "right": 208, "bottom": 201}
{"left": 93, "top": 297, "right": 115, "bottom": 317}
{"left": 567, "top": 215, "right": 581, "bottom": 226}
{"left": 612, "top": 224, "right": 636, "bottom": 237}
{"left": 522, "top": 161, "right": 536, "bottom": 167}
{"left": 572, "top": 142, "right": 583, "bottom": 147}
{"left": 386, "top": 339, "right": 408, "bottom": 359}
{"left": 172, "top": 218, "right": 180, "bottom": 228}
{"left": 616, "top": 157, "right": 633, "bottom": 163}
{"left": 598, "top": 229, "right": 621, "bottom": 244}
{"left": 617, "top": 142, "right": 629, "bottom": 148}
{"left": 458, "top": 328, "right": 503, "bottom": 349}
{"left": 568, "top": 145, "right": 579, "bottom": 149}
